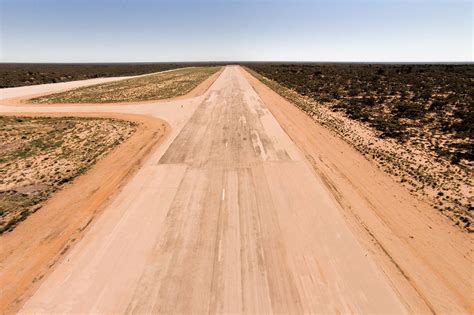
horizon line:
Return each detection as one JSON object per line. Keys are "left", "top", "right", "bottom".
{"left": 1, "top": 61, "right": 473, "bottom": 65}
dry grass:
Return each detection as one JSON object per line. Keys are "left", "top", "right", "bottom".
{"left": 30, "top": 66, "right": 221, "bottom": 103}
{"left": 0, "top": 116, "right": 136, "bottom": 233}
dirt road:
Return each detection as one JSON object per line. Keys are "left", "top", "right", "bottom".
{"left": 1, "top": 66, "right": 468, "bottom": 313}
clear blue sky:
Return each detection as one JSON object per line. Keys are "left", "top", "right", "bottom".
{"left": 0, "top": 0, "right": 472, "bottom": 62}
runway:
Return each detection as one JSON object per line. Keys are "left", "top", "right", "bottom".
{"left": 6, "top": 66, "right": 407, "bottom": 313}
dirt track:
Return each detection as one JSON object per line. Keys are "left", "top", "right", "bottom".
{"left": 1, "top": 66, "right": 472, "bottom": 313}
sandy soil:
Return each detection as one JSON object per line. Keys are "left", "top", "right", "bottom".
{"left": 242, "top": 67, "right": 473, "bottom": 314}
{"left": 0, "top": 66, "right": 471, "bottom": 314}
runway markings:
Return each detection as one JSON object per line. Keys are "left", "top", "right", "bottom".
{"left": 221, "top": 188, "right": 226, "bottom": 201}
{"left": 218, "top": 240, "right": 223, "bottom": 262}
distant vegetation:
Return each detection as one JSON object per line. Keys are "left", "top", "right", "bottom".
{"left": 0, "top": 63, "right": 224, "bottom": 88}
{"left": 246, "top": 63, "right": 473, "bottom": 164}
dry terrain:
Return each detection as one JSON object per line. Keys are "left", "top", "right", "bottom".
{"left": 0, "top": 66, "right": 471, "bottom": 314}
{"left": 30, "top": 66, "right": 221, "bottom": 103}
{"left": 0, "top": 116, "right": 136, "bottom": 234}
{"left": 245, "top": 64, "right": 473, "bottom": 231}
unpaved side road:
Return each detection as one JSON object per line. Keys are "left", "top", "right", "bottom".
{"left": 12, "top": 66, "right": 409, "bottom": 314}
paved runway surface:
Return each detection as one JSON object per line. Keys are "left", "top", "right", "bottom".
{"left": 4, "top": 67, "right": 408, "bottom": 313}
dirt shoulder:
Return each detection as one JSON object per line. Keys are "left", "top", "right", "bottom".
{"left": 241, "top": 66, "right": 473, "bottom": 314}
{"left": 1, "top": 67, "right": 223, "bottom": 106}
{"left": 0, "top": 112, "right": 169, "bottom": 313}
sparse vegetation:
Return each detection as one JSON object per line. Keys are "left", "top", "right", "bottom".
{"left": 245, "top": 63, "right": 473, "bottom": 231}
{"left": 30, "top": 66, "right": 221, "bottom": 103}
{"left": 0, "top": 116, "right": 136, "bottom": 233}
